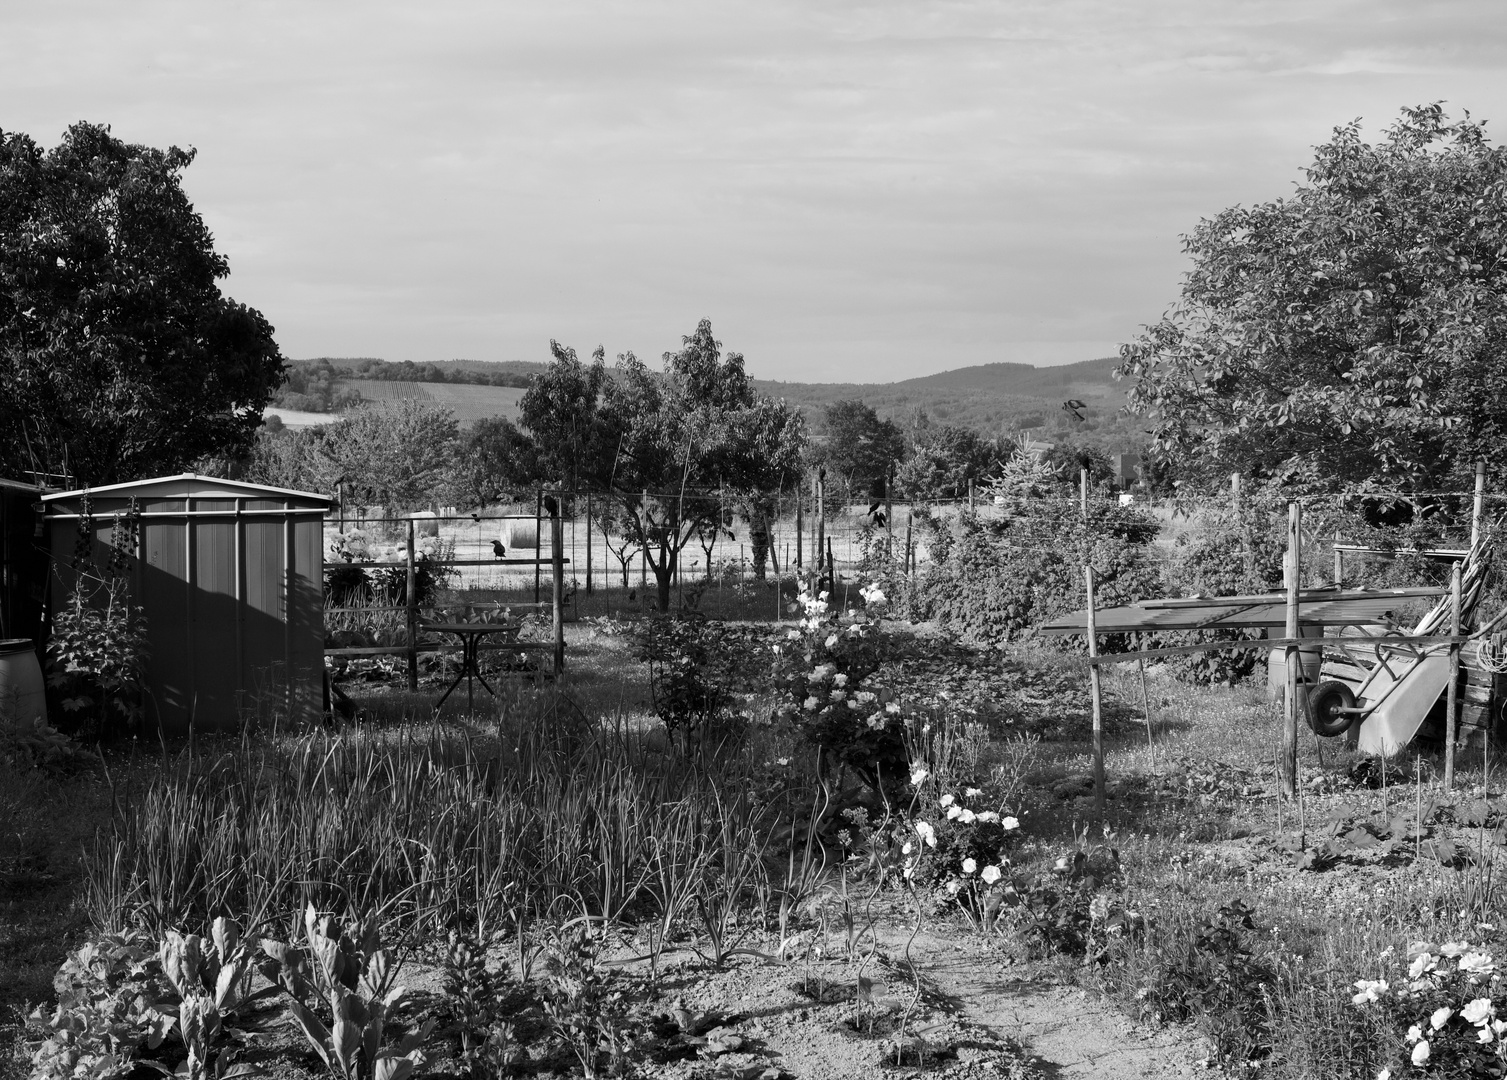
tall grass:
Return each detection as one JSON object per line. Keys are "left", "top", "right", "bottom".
{"left": 82, "top": 691, "right": 808, "bottom": 942}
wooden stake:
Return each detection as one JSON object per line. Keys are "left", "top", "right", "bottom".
{"left": 551, "top": 496, "right": 565, "bottom": 674}
{"left": 1138, "top": 659, "right": 1155, "bottom": 771}
{"left": 406, "top": 518, "right": 418, "bottom": 692}
{"left": 1282, "top": 501, "right": 1300, "bottom": 797}
{"left": 534, "top": 490, "right": 543, "bottom": 606}
{"left": 1079, "top": 468, "right": 1089, "bottom": 522}
{"left": 585, "top": 494, "right": 593, "bottom": 596}
{"left": 1472, "top": 460, "right": 1487, "bottom": 551}
{"left": 1445, "top": 560, "right": 1462, "bottom": 790}
{"left": 1333, "top": 531, "right": 1342, "bottom": 588}
{"left": 1086, "top": 565, "right": 1106, "bottom": 818}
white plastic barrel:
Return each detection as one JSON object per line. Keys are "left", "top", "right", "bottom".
{"left": 1266, "top": 626, "right": 1324, "bottom": 700}
{"left": 0, "top": 639, "right": 47, "bottom": 726}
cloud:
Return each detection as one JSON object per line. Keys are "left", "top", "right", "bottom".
{"left": 4, "top": 0, "right": 1507, "bottom": 381}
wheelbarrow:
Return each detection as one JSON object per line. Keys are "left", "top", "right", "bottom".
{"left": 1305, "top": 636, "right": 1453, "bottom": 756}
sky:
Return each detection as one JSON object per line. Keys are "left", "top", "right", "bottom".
{"left": 6, "top": 1, "right": 1507, "bottom": 383}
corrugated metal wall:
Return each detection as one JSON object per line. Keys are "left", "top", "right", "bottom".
{"left": 45, "top": 477, "right": 328, "bottom": 735}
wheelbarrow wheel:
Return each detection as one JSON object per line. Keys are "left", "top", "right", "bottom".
{"left": 1306, "top": 679, "right": 1357, "bottom": 738}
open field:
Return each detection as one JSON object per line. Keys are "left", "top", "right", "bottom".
{"left": 336, "top": 379, "right": 527, "bottom": 424}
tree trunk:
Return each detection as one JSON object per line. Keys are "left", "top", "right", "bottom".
{"left": 748, "top": 495, "right": 774, "bottom": 580}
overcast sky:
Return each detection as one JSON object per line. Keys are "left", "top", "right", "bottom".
{"left": 6, "top": 1, "right": 1507, "bottom": 382}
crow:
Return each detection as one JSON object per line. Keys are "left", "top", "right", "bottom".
{"left": 491, "top": 539, "right": 506, "bottom": 559}
{"left": 1062, "top": 399, "right": 1087, "bottom": 422}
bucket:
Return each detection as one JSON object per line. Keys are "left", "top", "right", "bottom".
{"left": 506, "top": 520, "right": 539, "bottom": 550}
{"left": 1266, "top": 626, "right": 1324, "bottom": 701}
{"left": 0, "top": 639, "right": 47, "bottom": 726}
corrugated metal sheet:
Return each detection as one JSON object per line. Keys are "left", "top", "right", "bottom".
{"left": 1039, "top": 587, "right": 1445, "bottom": 636}
{"left": 44, "top": 474, "right": 332, "bottom": 735}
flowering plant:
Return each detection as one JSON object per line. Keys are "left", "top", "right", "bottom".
{"left": 771, "top": 581, "right": 912, "bottom": 795}
{"left": 1355, "top": 938, "right": 1507, "bottom": 1077}
{"left": 927, "top": 785, "right": 1022, "bottom": 929}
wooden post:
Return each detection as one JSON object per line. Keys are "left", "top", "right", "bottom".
{"left": 1282, "top": 501, "right": 1301, "bottom": 797}
{"left": 1085, "top": 566, "right": 1106, "bottom": 817}
{"left": 904, "top": 512, "right": 913, "bottom": 576}
{"left": 1472, "top": 460, "right": 1487, "bottom": 550}
{"left": 1231, "top": 472, "right": 1241, "bottom": 512}
{"left": 1333, "top": 532, "right": 1342, "bottom": 588}
{"left": 795, "top": 486, "right": 803, "bottom": 571}
{"left": 551, "top": 497, "right": 565, "bottom": 675}
{"left": 585, "top": 495, "right": 593, "bottom": 596}
{"left": 405, "top": 518, "right": 418, "bottom": 692}
{"left": 885, "top": 469, "right": 894, "bottom": 562}
{"left": 640, "top": 489, "right": 648, "bottom": 592}
{"left": 1445, "top": 561, "right": 1462, "bottom": 790}
{"left": 533, "top": 489, "right": 543, "bottom": 607}
{"left": 1080, "top": 468, "right": 1089, "bottom": 521}
{"left": 817, "top": 478, "right": 826, "bottom": 587}
{"left": 968, "top": 478, "right": 975, "bottom": 514}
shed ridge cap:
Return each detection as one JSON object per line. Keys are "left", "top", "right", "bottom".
{"left": 41, "top": 473, "right": 334, "bottom": 506}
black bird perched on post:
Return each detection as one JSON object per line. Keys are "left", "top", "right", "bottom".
{"left": 542, "top": 494, "right": 559, "bottom": 518}
{"left": 491, "top": 539, "right": 506, "bottom": 559}
{"left": 1061, "top": 399, "right": 1087, "bottom": 422}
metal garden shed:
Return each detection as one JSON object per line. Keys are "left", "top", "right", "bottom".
{"left": 44, "top": 474, "right": 332, "bottom": 735}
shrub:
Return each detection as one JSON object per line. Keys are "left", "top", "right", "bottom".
{"left": 911, "top": 499, "right": 1162, "bottom": 648}
{"left": 45, "top": 576, "right": 149, "bottom": 741}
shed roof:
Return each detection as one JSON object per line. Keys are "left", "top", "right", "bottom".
{"left": 41, "top": 473, "right": 333, "bottom": 507}
{"left": 1039, "top": 587, "right": 1446, "bottom": 635}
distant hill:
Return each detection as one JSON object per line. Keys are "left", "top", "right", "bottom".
{"left": 289, "top": 354, "right": 1140, "bottom": 447}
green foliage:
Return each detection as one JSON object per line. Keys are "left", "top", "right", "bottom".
{"left": 0, "top": 122, "right": 284, "bottom": 486}
{"left": 895, "top": 420, "right": 1003, "bottom": 501}
{"left": 273, "top": 358, "right": 363, "bottom": 413}
{"left": 440, "top": 930, "right": 520, "bottom": 1079}
{"left": 448, "top": 415, "right": 539, "bottom": 509}
{"left": 1127, "top": 900, "right": 1275, "bottom": 1069}
{"left": 1002, "top": 848, "right": 1134, "bottom": 960}
{"left": 265, "top": 905, "right": 434, "bottom": 1080}
{"left": 912, "top": 500, "right": 1162, "bottom": 647}
{"left": 1120, "top": 104, "right": 1507, "bottom": 494}
{"left": 45, "top": 576, "right": 149, "bottom": 741}
{"left": 810, "top": 399, "right": 906, "bottom": 503}
{"left": 771, "top": 582, "right": 913, "bottom": 797}
{"left": 520, "top": 319, "right": 806, "bottom": 611}
{"left": 541, "top": 919, "right": 629, "bottom": 1079}
{"left": 317, "top": 399, "right": 461, "bottom": 512}
{"left": 28, "top": 928, "right": 177, "bottom": 1079}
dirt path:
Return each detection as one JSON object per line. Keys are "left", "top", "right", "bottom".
{"left": 919, "top": 946, "right": 1207, "bottom": 1078}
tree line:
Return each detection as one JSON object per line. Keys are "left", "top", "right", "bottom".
{"left": 7, "top": 105, "right": 1506, "bottom": 547}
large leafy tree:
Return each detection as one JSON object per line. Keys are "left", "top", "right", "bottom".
{"left": 520, "top": 319, "right": 806, "bottom": 610}
{"left": 0, "top": 123, "right": 284, "bottom": 485}
{"left": 809, "top": 400, "right": 906, "bottom": 504}
{"left": 1119, "top": 105, "right": 1507, "bottom": 494}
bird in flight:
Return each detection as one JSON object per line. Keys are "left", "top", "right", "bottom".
{"left": 1061, "top": 399, "right": 1087, "bottom": 422}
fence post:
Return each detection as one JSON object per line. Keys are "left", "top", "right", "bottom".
{"left": 1445, "top": 561, "right": 1462, "bottom": 790}
{"left": 795, "top": 486, "right": 803, "bottom": 571}
{"left": 1085, "top": 565, "right": 1105, "bottom": 818}
{"left": 534, "top": 490, "right": 543, "bottom": 607}
{"left": 405, "top": 518, "right": 418, "bottom": 692}
{"left": 1333, "top": 532, "right": 1342, "bottom": 588}
{"left": 552, "top": 496, "right": 565, "bottom": 675}
{"left": 1472, "top": 461, "right": 1486, "bottom": 550}
{"left": 1080, "top": 468, "right": 1088, "bottom": 521}
{"left": 1282, "top": 501, "right": 1301, "bottom": 798}
{"left": 968, "top": 478, "right": 975, "bottom": 514}
{"left": 585, "top": 494, "right": 593, "bottom": 596}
